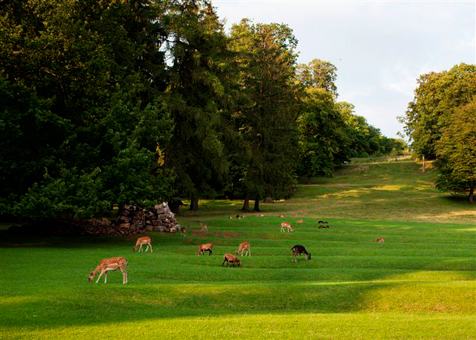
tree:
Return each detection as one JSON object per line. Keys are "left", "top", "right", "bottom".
{"left": 402, "top": 63, "right": 476, "bottom": 159}
{"left": 163, "top": 0, "right": 234, "bottom": 210}
{"left": 297, "top": 59, "right": 338, "bottom": 97}
{"left": 229, "top": 20, "right": 300, "bottom": 211}
{"left": 297, "top": 87, "right": 350, "bottom": 180}
{"left": 0, "top": 0, "right": 174, "bottom": 219}
{"left": 435, "top": 98, "right": 476, "bottom": 203}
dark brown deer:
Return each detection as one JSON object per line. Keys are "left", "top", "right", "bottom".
{"left": 291, "top": 245, "right": 311, "bottom": 262}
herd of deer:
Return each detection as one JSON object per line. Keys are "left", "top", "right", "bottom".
{"left": 88, "top": 219, "right": 385, "bottom": 284}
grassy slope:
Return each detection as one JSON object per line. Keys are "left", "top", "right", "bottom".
{"left": 1, "top": 159, "right": 475, "bottom": 339}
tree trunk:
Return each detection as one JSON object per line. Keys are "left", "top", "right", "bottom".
{"left": 469, "top": 179, "right": 474, "bottom": 203}
{"left": 242, "top": 190, "right": 250, "bottom": 211}
{"left": 422, "top": 154, "right": 426, "bottom": 173}
{"left": 189, "top": 196, "right": 199, "bottom": 211}
{"left": 253, "top": 195, "right": 260, "bottom": 212}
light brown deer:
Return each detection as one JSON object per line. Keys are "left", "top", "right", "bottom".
{"left": 280, "top": 222, "right": 294, "bottom": 232}
{"left": 88, "top": 257, "right": 128, "bottom": 284}
{"left": 222, "top": 253, "right": 241, "bottom": 267}
{"left": 197, "top": 242, "right": 213, "bottom": 255}
{"left": 200, "top": 222, "right": 208, "bottom": 231}
{"left": 296, "top": 220, "right": 304, "bottom": 223}
{"left": 236, "top": 241, "right": 251, "bottom": 256}
{"left": 278, "top": 214, "right": 285, "bottom": 218}
{"left": 132, "top": 236, "right": 153, "bottom": 252}
{"left": 375, "top": 238, "right": 385, "bottom": 243}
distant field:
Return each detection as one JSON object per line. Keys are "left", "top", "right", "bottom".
{"left": 181, "top": 158, "right": 476, "bottom": 225}
{"left": 1, "top": 159, "right": 475, "bottom": 339}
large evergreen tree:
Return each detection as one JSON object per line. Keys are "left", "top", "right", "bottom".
{"left": 229, "top": 20, "right": 300, "bottom": 211}
{"left": 163, "top": 0, "right": 235, "bottom": 210}
{"left": 0, "top": 0, "right": 174, "bottom": 219}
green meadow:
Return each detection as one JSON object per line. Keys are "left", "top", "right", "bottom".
{"left": 1, "top": 159, "right": 475, "bottom": 339}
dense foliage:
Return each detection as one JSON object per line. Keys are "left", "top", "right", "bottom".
{"left": 0, "top": 0, "right": 404, "bottom": 219}
{"left": 402, "top": 63, "right": 476, "bottom": 202}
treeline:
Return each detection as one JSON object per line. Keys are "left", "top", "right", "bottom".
{"left": 402, "top": 63, "right": 476, "bottom": 203}
{"left": 0, "top": 0, "right": 404, "bottom": 219}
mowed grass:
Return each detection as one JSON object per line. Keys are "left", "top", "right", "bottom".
{"left": 1, "top": 159, "right": 475, "bottom": 339}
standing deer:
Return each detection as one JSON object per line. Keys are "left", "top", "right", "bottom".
{"left": 236, "top": 241, "right": 251, "bottom": 256}
{"left": 132, "top": 236, "right": 153, "bottom": 252}
{"left": 291, "top": 245, "right": 311, "bottom": 262}
{"left": 200, "top": 222, "right": 208, "bottom": 231}
{"left": 180, "top": 226, "right": 187, "bottom": 237}
{"left": 88, "top": 257, "right": 128, "bottom": 284}
{"left": 280, "top": 222, "right": 294, "bottom": 232}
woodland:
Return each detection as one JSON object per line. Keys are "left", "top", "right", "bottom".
{"left": 0, "top": 0, "right": 474, "bottom": 225}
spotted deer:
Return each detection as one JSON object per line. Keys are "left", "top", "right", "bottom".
{"left": 236, "top": 241, "right": 251, "bottom": 256}
{"left": 222, "top": 253, "right": 241, "bottom": 267}
{"left": 280, "top": 222, "right": 294, "bottom": 232}
{"left": 88, "top": 257, "right": 128, "bottom": 284}
{"left": 200, "top": 222, "right": 208, "bottom": 231}
{"left": 132, "top": 236, "right": 153, "bottom": 252}
{"left": 197, "top": 242, "right": 213, "bottom": 255}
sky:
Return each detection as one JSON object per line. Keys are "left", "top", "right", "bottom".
{"left": 213, "top": 0, "right": 476, "bottom": 138}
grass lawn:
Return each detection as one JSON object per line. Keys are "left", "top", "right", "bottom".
{"left": 1, "top": 159, "right": 475, "bottom": 339}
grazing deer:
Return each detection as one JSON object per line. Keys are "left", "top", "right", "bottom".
{"left": 278, "top": 214, "right": 285, "bottom": 218}
{"left": 88, "top": 257, "right": 128, "bottom": 284}
{"left": 222, "top": 253, "right": 241, "bottom": 267}
{"left": 257, "top": 214, "right": 265, "bottom": 217}
{"left": 200, "top": 222, "right": 208, "bottom": 231}
{"left": 291, "top": 245, "right": 311, "bottom": 262}
{"left": 132, "top": 236, "right": 153, "bottom": 252}
{"left": 375, "top": 238, "right": 385, "bottom": 243}
{"left": 197, "top": 242, "right": 213, "bottom": 255}
{"left": 236, "top": 241, "right": 251, "bottom": 256}
{"left": 296, "top": 220, "right": 304, "bottom": 223}
{"left": 280, "top": 222, "right": 294, "bottom": 232}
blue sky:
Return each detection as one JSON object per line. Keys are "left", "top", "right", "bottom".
{"left": 213, "top": 0, "right": 476, "bottom": 138}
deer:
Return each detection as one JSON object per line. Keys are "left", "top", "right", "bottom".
{"left": 197, "top": 242, "right": 213, "bottom": 255}
{"left": 296, "top": 220, "right": 304, "bottom": 223}
{"left": 236, "top": 241, "right": 251, "bottom": 256}
{"left": 132, "top": 236, "right": 153, "bottom": 252}
{"left": 375, "top": 238, "right": 385, "bottom": 243}
{"left": 200, "top": 222, "right": 208, "bottom": 231}
{"left": 257, "top": 213, "right": 265, "bottom": 217}
{"left": 278, "top": 214, "right": 285, "bottom": 218}
{"left": 280, "top": 222, "right": 294, "bottom": 232}
{"left": 291, "top": 245, "right": 311, "bottom": 262}
{"left": 180, "top": 226, "right": 187, "bottom": 237}
{"left": 88, "top": 257, "right": 128, "bottom": 284}
{"left": 222, "top": 253, "right": 241, "bottom": 267}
